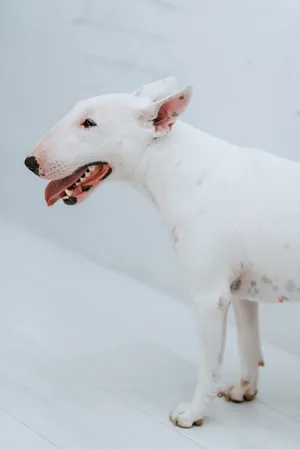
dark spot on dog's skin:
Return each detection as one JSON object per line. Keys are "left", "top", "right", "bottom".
{"left": 273, "top": 285, "right": 278, "bottom": 292}
{"left": 63, "top": 197, "right": 77, "bottom": 205}
{"left": 248, "top": 282, "right": 260, "bottom": 296}
{"left": 179, "top": 95, "right": 184, "bottom": 100}
{"left": 171, "top": 112, "right": 179, "bottom": 117}
{"left": 82, "top": 185, "right": 92, "bottom": 192}
{"left": 285, "top": 279, "right": 295, "bottom": 293}
{"left": 230, "top": 278, "right": 241, "bottom": 292}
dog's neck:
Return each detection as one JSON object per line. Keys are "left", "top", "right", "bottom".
{"left": 126, "top": 121, "right": 232, "bottom": 230}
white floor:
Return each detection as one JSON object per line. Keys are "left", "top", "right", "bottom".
{"left": 1, "top": 220, "right": 300, "bottom": 449}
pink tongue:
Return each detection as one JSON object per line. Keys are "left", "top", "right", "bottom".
{"left": 45, "top": 167, "right": 87, "bottom": 206}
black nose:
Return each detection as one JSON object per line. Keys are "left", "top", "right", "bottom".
{"left": 24, "top": 156, "right": 40, "bottom": 175}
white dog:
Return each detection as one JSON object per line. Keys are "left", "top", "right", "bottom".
{"left": 25, "top": 77, "right": 300, "bottom": 428}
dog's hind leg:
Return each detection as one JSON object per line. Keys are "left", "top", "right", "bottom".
{"left": 220, "top": 298, "right": 263, "bottom": 402}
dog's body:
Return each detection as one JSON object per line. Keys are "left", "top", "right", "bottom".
{"left": 25, "top": 77, "right": 300, "bottom": 428}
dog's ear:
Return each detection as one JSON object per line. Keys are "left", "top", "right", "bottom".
{"left": 132, "top": 77, "right": 178, "bottom": 102}
{"left": 139, "top": 85, "right": 192, "bottom": 133}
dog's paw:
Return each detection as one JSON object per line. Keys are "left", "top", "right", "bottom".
{"left": 170, "top": 402, "right": 204, "bottom": 428}
{"left": 218, "top": 380, "right": 257, "bottom": 403}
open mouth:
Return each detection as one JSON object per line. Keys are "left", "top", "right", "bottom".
{"left": 45, "top": 162, "right": 112, "bottom": 206}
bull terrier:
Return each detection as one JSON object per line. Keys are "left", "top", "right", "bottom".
{"left": 25, "top": 77, "right": 300, "bottom": 428}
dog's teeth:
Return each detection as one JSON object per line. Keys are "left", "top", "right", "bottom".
{"left": 89, "top": 165, "right": 96, "bottom": 172}
{"left": 80, "top": 176, "right": 85, "bottom": 181}
{"left": 85, "top": 170, "right": 91, "bottom": 177}
{"left": 63, "top": 196, "right": 68, "bottom": 200}
{"left": 75, "top": 181, "right": 80, "bottom": 186}
{"left": 65, "top": 189, "right": 73, "bottom": 196}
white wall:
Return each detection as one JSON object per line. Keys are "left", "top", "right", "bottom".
{"left": 2, "top": 0, "right": 300, "bottom": 354}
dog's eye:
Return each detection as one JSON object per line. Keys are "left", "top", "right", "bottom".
{"left": 81, "top": 118, "right": 97, "bottom": 128}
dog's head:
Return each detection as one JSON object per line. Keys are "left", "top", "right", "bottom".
{"left": 25, "top": 77, "right": 192, "bottom": 206}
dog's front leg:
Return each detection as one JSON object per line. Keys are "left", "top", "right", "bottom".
{"left": 170, "top": 290, "right": 230, "bottom": 428}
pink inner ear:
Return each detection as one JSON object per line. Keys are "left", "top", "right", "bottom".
{"left": 154, "top": 95, "right": 187, "bottom": 132}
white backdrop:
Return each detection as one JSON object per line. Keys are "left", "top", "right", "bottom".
{"left": 1, "top": 0, "right": 300, "bottom": 354}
